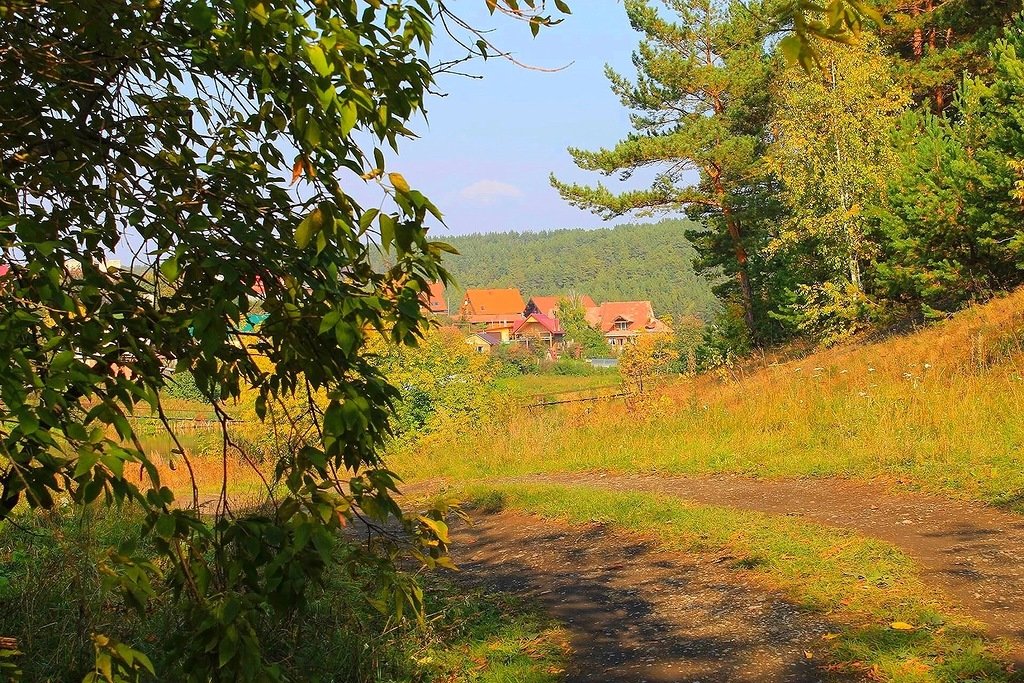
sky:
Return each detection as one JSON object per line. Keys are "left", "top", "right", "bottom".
{"left": 373, "top": 1, "right": 669, "bottom": 238}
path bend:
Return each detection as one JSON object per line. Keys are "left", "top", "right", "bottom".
{"left": 495, "top": 472, "right": 1024, "bottom": 646}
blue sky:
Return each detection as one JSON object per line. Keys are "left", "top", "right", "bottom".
{"left": 381, "top": 1, "right": 666, "bottom": 237}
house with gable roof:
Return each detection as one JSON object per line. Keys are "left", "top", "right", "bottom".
{"left": 423, "top": 282, "right": 448, "bottom": 315}
{"left": 511, "top": 312, "right": 565, "bottom": 350}
{"left": 465, "top": 330, "right": 502, "bottom": 354}
{"left": 457, "top": 288, "right": 526, "bottom": 326}
{"left": 586, "top": 300, "right": 669, "bottom": 350}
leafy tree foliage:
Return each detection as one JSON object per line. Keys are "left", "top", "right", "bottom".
{"left": 619, "top": 329, "right": 677, "bottom": 393}
{"left": 372, "top": 327, "right": 496, "bottom": 444}
{"left": 872, "top": 17, "right": 1024, "bottom": 315}
{"left": 557, "top": 296, "right": 608, "bottom": 358}
{"left": 769, "top": 37, "right": 908, "bottom": 292}
{"left": 0, "top": 0, "right": 565, "bottom": 678}
{"left": 544, "top": 1, "right": 1024, "bottom": 349}
{"left": 766, "top": 36, "right": 908, "bottom": 340}
{"left": 879, "top": 0, "right": 1021, "bottom": 110}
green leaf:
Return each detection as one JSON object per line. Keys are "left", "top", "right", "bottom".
{"left": 379, "top": 213, "right": 396, "bottom": 251}
{"left": 779, "top": 35, "right": 803, "bottom": 65}
{"left": 340, "top": 101, "right": 358, "bottom": 136}
{"left": 305, "top": 44, "right": 331, "bottom": 77}
{"left": 295, "top": 208, "right": 324, "bottom": 249}
{"left": 160, "top": 255, "right": 180, "bottom": 282}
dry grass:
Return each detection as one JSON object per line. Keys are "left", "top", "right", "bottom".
{"left": 125, "top": 408, "right": 274, "bottom": 503}
{"left": 397, "top": 289, "right": 1024, "bottom": 508}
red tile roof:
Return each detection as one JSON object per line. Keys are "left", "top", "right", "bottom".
{"left": 527, "top": 294, "right": 598, "bottom": 318}
{"left": 424, "top": 282, "right": 447, "bottom": 314}
{"left": 512, "top": 312, "right": 563, "bottom": 336}
{"left": 525, "top": 296, "right": 561, "bottom": 317}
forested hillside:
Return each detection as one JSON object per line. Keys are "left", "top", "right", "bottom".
{"left": 439, "top": 220, "right": 720, "bottom": 322}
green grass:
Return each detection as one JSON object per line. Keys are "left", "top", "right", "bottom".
{"left": 494, "top": 373, "right": 621, "bottom": 399}
{"left": 411, "top": 581, "right": 568, "bottom": 683}
{"left": 0, "top": 503, "right": 567, "bottom": 682}
{"left": 454, "top": 483, "right": 1017, "bottom": 683}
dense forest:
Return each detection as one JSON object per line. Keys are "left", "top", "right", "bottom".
{"left": 438, "top": 220, "right": 721, "bottom": 322}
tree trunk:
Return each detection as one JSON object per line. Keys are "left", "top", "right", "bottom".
{"left": 709, "top": 168, "right": 756, "bottom": 336}
{"left": 723, "top": 205, "right": 756, "bottom": 335}
{"left": 911, "top": 0, "right": 923, "bottom": 59}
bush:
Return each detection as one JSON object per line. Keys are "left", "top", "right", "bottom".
{"left": 162, "top": 369, "right": 207, "bottom": 402}
{"left": 491, "top": 344, "right": 542, "bottom": 377}
{"left": 795, "top": 281, "right": 881, "bottom": 347}
{"left": 547, "top": 358, "right": 596, "bottom": 376}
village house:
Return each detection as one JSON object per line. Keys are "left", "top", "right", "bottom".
{"left": 483, "top": 320, "right": 516, "bottom": 342}
{"left": 457, "top": 288, "right": 526, "bottom": 326}
{"left": 511, "top": 312, "right": 565, "bottom": 349}
{"left": 465, "top": 330, "right": 502, "bottom": 354}
{"left": 423, "top": 282, "right": 448, "bottom": 315}
{"left": 459, "top": 288, "right": 667, "bottom": 356}
{"left": 586, "top": 300, "right": 669, "bottom": 350}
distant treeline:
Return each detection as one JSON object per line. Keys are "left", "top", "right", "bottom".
{"left": 433, "top": 219, "right": 720, "bottom": 323}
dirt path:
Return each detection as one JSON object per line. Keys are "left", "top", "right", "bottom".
{"left": 449, "top": 510, "right": 851, "bottom": 682}
{"left": 497, "top": 472, "right": 1024, "bottom": 647}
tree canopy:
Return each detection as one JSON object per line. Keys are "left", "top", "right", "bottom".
{"left": 0, "top": 0, "right": 566, "bottom": 678}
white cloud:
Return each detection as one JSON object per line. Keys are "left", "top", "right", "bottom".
{"left": 457, "top": 179, "right": 524, "bottom": 205}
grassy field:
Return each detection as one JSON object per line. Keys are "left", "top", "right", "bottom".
{"left": 398, "top": 289, "right": 1024, "bottom": 509}
{"left": 456, "top": 483, "right": 1014, "bottom": 683}
{"left": 494, "top": 372, "right": 622, "bottom": 399}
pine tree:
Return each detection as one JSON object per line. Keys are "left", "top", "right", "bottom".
{"left": 872, "top": 17, "right": 1024, "bottom": 314}
{"left": 879, "top": 0, "right": 1021, "bottom": 111}
{"left": 550, "top": 0, "right": 776, "bottom": 340}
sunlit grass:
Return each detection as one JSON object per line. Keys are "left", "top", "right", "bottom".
{"left": 398, "top": 289, "right": 1024, "bottom": 509}
{"left": 125, "top": 398, "right": 274, "bottom": 502}
{"left": 455, "top": 483, "right": 1014, "bottom": 683}
{"left": 494, "top": 372, "right": 622, "bottom": 399}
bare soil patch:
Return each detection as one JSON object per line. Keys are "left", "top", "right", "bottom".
{"left": 448, "top": 510, "right": 851, "bottom": 682}
{"left": 510, "top": 472, "right": 1024, "bottom": 649}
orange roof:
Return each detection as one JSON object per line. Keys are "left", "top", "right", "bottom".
{"left": 526, "top": 296, "right": 561, "bottom": 317}
{"left": 459, "top": 288, "right": 525, "bottom": 322}
{"left": 423, "top": 282, "right": 447, "bottom": 314}
{"left": 589, "top": 301, "right": 666, "bottom": 334}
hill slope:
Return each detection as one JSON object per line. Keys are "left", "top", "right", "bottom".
{"left": 400, "top": 287, "right": 1024, "bottom": 507}
{"left": 437, "top": 220, "right": 720, "bottom": 321}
